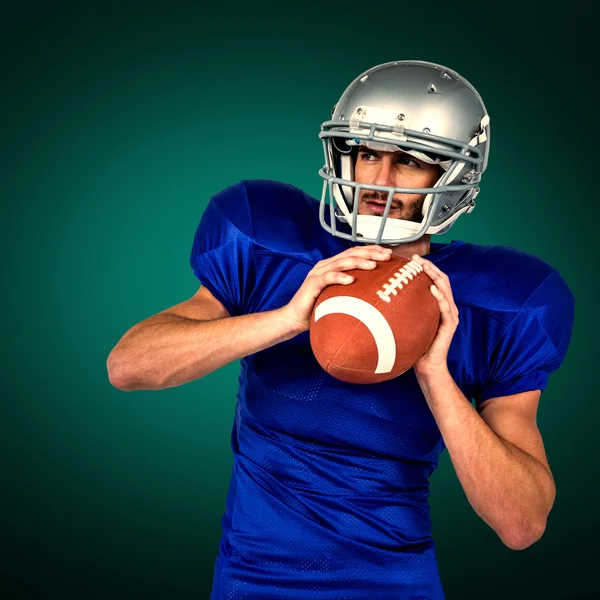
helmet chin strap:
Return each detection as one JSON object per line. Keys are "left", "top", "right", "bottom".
{"left": 334, "top": 201, "right": 472, "bottom": 244}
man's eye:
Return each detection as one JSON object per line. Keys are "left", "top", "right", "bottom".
{"left": 397, "top": 158, "right": 420, "bottom": 168}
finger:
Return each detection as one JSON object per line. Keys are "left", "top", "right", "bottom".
{"left": 425, "top": 264, "right": 452, "bottom": 297}
{"left": 321, "top": 256, "right": 382, "bottom": 274}
{"left": 430, "top": 284, "right": 447, "bottom": 304}
{"left": 315, "top": 247, "right": 389, "bottom": 270}
{"left": 413, "top": 255, "right": 450, "bottom": 284}
{"left": 430, "top": 285, "right": 451, "bottom": 317}
{"left": 311, "top": 270, "right": 355, "bottom": 296}
{"left": 313, "top": 249, "right": 391, "bottom": 274}
{"left": 429, "top": 264, "right": 450, "bottom": 287}
{"left": 431, "top": 285, "right": 459, "bottom": 323}
{"left": 362, "top": 244, "right": 392, "bottom": 252}
{"left": 339, "top": 245, "right": 392, "bottom": 258}
{"left": 414, "top": 255, "right": 454, "bottom": 300}
{"left": 342, "top": 245, "right": 392, "bottom": 260}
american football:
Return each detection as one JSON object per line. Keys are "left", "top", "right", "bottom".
{"left": 309, "top": 255, "right": 440, "bottom": 384}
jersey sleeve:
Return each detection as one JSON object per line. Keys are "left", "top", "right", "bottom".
{"left": 188, "top": 182, "right": 256, "bottom": 317}
{"left": 472, "top": 269, "right": 575, "bottom": 404}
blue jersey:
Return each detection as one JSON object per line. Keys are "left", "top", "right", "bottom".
{"left": 189, "top": 180, "right": 574, "bottom": 600}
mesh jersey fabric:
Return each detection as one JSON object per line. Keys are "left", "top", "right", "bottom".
{"left": 189, "top": 180, "right": 575, "bottom": 600}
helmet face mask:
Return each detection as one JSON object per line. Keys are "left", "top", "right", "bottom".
{"left": 318, "top": 60, "right": 490, "bottom": 245}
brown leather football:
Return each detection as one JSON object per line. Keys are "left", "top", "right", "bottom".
{"left": 309, "top": 255, "right": 440, "bottom": 384}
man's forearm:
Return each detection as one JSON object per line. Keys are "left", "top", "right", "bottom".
{"left": 415, "top": 366, "right": 555, "bottom": 550}
{"left": 107, "top": 309, "right": 300, "bottom": 391}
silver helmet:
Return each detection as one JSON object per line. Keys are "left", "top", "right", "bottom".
{"left": 318, "top": 60, "right": 490, "bottom": 244}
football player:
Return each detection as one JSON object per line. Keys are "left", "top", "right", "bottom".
{"left": 107, "top": 60, "right": 575, "bottom": 600}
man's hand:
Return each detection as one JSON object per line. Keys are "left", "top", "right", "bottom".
{"left": 411, "top": 254, "right": 459, "bottom": 377}
{"left": 282, "top": 245, "right": 392, "bottom": 333}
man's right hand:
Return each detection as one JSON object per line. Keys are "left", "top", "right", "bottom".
{"left": 108, "top": 245, "right": 393, "bottom": 390}
{"left": 282, "top": 245, "right": 393, "bottom": 334}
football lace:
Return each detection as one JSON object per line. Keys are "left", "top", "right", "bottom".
{"left": 376, "top": 260, "right": 424, "bottom": 303}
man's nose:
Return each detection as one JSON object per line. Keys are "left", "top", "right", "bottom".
{"left": 373, "top": 158, "right": 394, "bottom": 187}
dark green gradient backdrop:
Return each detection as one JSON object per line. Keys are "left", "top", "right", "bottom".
{"left": 1, "top": 1, "right": 596, "bottom": 598}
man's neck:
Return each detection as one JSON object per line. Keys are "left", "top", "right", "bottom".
{"left": 384, "top": 234, "right": 431, "bottom": 259}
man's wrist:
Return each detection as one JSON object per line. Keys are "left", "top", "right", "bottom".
{"left": 275, "top": 305, "right": 309, "bottom": 338}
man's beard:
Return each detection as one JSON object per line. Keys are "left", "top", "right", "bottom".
{"left": 360, "top": 192, "right": 424, "bottom": 223}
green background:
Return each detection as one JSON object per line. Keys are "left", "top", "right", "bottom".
{"left": 1, "top": 1, "right": 596, "bottom": 598}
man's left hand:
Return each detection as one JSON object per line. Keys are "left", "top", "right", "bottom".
{"left": 411, "top": 254, "right": 459, "bottom": 377}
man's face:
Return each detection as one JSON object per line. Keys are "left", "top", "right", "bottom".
{"left": 354, "top": 146, "right": 444, "bottom": 223}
